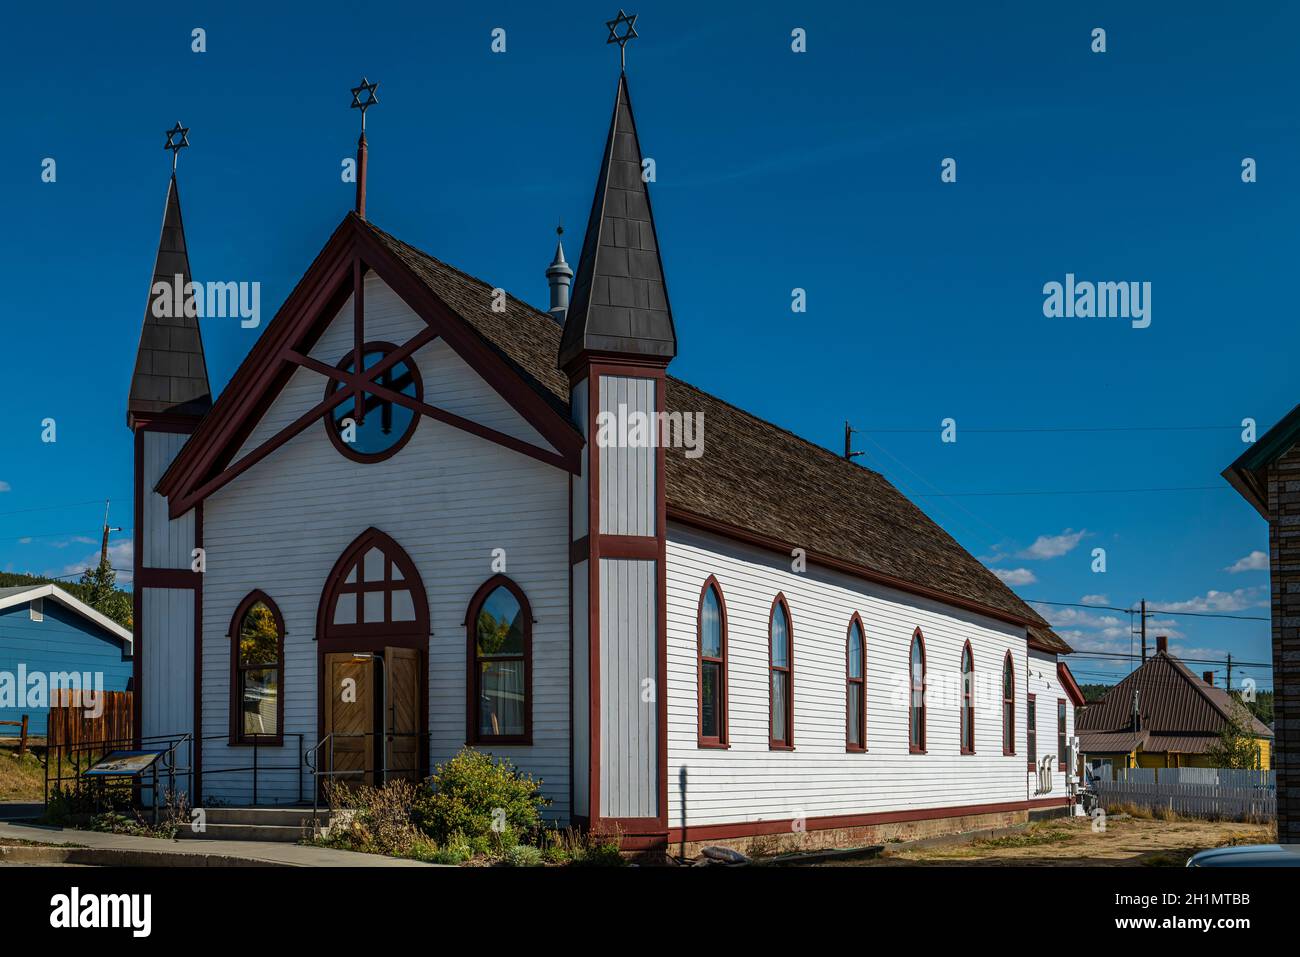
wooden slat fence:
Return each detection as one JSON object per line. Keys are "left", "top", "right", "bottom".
{"left": 1096, "top": 768, "right": 1275, "bottom": 821}
{"left": 46, "top": 690, "right": 133, "bottom": 760}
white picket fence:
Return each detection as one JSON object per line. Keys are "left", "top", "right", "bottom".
{"left": 1095, "top": 768, "right": 1275, "bottom": 821}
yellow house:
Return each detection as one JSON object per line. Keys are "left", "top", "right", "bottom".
{"left": 1077, "top": 638, "right": 1271, "bottom": 777}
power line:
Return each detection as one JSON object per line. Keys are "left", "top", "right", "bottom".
{"left": 1027, "top": 598, "right": 1268, "bottom": 622}
{"left": 1066, "top": 650, "right": 1270, "bottom": 668}
{"left": 917, "top": 485, "right": 1230, "bottom": 498}
{"left": 857, "top": 425, "right": 1240, "bottom": 435}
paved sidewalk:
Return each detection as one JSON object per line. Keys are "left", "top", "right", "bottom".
{"left": 0, "top": 821, "right": 437, "bottom": 867}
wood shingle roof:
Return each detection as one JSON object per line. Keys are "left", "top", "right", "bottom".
{"left": 362, "top": 220, "right": 1065, "bottom": 644}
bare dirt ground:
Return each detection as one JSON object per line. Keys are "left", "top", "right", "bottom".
{"left": 819, "top": 815, "right": 1275, "bottom": 867}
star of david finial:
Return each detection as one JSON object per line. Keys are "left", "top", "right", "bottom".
{"left": 350, "top": 77, "right": 380, "bottom": 131}
{"left": 164, "top": 122, "right": 189, "bottom": 172}
{"left": 605, "top": 9, "right": 638, "bottom": 71}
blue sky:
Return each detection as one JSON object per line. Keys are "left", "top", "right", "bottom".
{"left": 3, "top": 2, "right": 1295, "bottom": 689}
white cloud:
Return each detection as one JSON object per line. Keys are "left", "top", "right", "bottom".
{"left": 1225, "top": 551, "right": 1268, "bottom": 574}
{"left": 1151, "top": 588, "right": 1266, "bottom": 613}
{"left": 992, "top": 567, "right": 1037, "bottom": 585}
{"left": 1018, "top": 528, "right": 1089, "bottom": 560}
{"left": 17, "top": 537, "right": 32, "bottom": 545}
{"left": 1080, "top": 594, "right": 1109, "bottom": 605}
{"left": 0, "top": 481, "right": 10, "bottom": 492}
{"left": 53, "top": 541, "right": 134, "bottom": 585}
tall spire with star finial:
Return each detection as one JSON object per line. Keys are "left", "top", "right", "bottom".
{"left": 351, "top": 77, "right": 379, "bottom": 219}
{"left": 557, "top": 10, "right": 676, "bottom": 371}
{"left": 127, "top": 122, "right": 211, "bottom": 428}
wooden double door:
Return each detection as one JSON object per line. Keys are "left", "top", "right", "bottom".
{"left": 322, "top": 647, "right": 422, "bottom": 788}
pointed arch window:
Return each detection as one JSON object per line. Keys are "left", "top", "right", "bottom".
{"left": 769, "top": 595, "right": 794, "bottom": 749}
{"left": 909, "top": 629, "right": 926, "bottom": 753}
{"left": 1002, "top": 652, "right": 1016, "bottom": 755}
{"left": 960, "top": 642, "right": 975, "bottom": 754}
{"left": 466, "top": 576, "right": 532, "bottom": 745}
{"left": 229, "top": 591, "right": 284, "bottom": 746}
{"left": 320, "top": 529, "right": 427, "bottom": 639}
{"left": 698, "top": 577, "right": 728, "bottom": 748}
{"left": 846, "top": 615, "right": 866, "bottom": 751}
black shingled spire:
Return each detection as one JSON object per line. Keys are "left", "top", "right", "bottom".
{"left": 127, "top": 174, "right": 212, "bottom": 427}
{"left": 558, "top": 73, "right": 676, "bottom": 371}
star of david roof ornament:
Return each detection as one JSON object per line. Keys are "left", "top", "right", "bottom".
{"left": 164, "top": 122, "right": 190, "bottom": 172}
{"left": 350, "top": 77, "right": 379, "bottom": 131}
{"left": 606, "top": 9, "right": 638, "bottom": 72}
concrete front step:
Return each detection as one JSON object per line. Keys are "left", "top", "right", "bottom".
{"left": 177, "top": 806, "right": 328, "bottom": 842}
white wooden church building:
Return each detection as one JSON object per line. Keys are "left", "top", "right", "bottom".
{"left": 126, "top": 57, "right": 1083, "bottom": 852}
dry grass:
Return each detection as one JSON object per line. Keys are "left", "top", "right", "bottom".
{"left": 0, "top": 746, "right": 45, "bottom": 802}
{"left": 820, "top": 815, "right": 1276, "bottom": 867}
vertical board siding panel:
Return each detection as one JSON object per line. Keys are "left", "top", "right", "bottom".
{"left": 598, "top": 376, "right": 654, "bottom": 537}
{"left": 199, "top": 277, "right": 570, "bottom": 812}
{"left": 143, "top": 431, "right": 195, "bottom": 569}
{"left": 572, "top": 560, "right": 589, "bottom": 817}
{"left": 599, "top": 557, "right": 657, "bottom": 818}
{"left": 666, "top": 523, "right": 1032, "bottom": 829}
{"left": 571, "top": 380, "right": 588, "bottom": 540}
{"left": 141, "top": 588, "right": 193, "bottom": 753}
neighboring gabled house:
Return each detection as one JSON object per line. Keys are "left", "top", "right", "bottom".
{"left": 0, "top": 584, "right": 133, "bottom": 738}
{"left": 1077, "top": 636, "right": 1272, "bottom": 778}
{"left": 125, "top": 58, "right": 1081, "bottom": 853}
{"left": 1223, "top": 406, "right": 1300, "bottom": 843}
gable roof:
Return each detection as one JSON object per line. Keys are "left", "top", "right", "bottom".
{"left": 559, "top": 73, "right": 676, "bottom": 369}
{"left": 128, "top": 174, "right": 212, "bottom": 426}
{"left": 1223, "top": 403, "right": 1300, "bottom": 518}
{"left": 1076, "top": 649, "right": 1271, "bottom": 749}
{"left": 154, "top": 213, "right": 1065, "bottom": 647}
{"left": 351, "top": 226, "right": 1063, "bottom": 642}
{"left": 0, "top": 584, "right": 133, "bottom": 653}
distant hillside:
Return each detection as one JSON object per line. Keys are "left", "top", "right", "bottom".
{"left": 0, "top": 571, "right": 132, "bottom": 630}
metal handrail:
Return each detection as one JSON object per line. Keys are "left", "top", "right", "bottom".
{"left": 306, "top": 731, "right": 428, "bottom": 831}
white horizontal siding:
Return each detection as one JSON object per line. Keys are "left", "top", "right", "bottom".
{"left": 198, "top": 276, "right": 570, "bottom": 814}
{"left": 666, "top": 522, "right": 1032, "bottom": 829}
{"left": 1027, "top": 648, "right": 1074, "bottom": 798}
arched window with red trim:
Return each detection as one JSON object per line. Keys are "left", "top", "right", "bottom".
{"left": 960, "top": 641, "right": 975, "bottom": 754}
{"left": 698, "top": 577, "right": 728, "bottom": 748}
{"left": 1002, "top": 651, "right": 1015, "bottom": 755}
{"left": 769, "top": 595, "right": 793, "bottom": 749}
{"left": 229, "top": 590, "right": 285, "bottom": 746}
{"left": 909, "top": 629, "right": 926, "bottom": 753}
{"left": 319, "top": 528, "right": 428, "bottom": 640}
{"left": 846, "top": 615, "right": 866, "bottom": 751}
{"left": 465, "top": 576, "right": 532, "bottom": 745}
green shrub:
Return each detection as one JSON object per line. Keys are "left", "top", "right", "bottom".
{"left": 322, "top": 778, "right": 428, "bottom": 858}
{"left": 414, "top": 748, "right": 549, "bottom": 845}
{"left": 538, "top": 826, "right": 625, "bottom": 867}
{"left": 504, "top": 844, "right": 544, "bottom": 867}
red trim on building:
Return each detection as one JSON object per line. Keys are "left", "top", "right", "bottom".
{"left": 696, "top": 576, "right": 729, "bottom": 749}
{"left": 226, "top": 590, "right": 286, "bottom": 747}
{"left": 768, "top": 593, "right": 794, "bottom": 750}
{"left": 667, "top": 506, "right": 1037, "bottom": 631}
{"left": 464, "top": 574, "right": 534, "bottom": 747}
{"left": 960, "top": 640, "right": 975, "bottom": 755}
{"left": 1027, "top": 692, "right": 1038, "bottom": 771}
{"left": 909, "top": 627, "right": 927, "bottom": 754}
{"left": 845, "top": 613, "right": 866, "bottom": 752}
{"left": 1057, "top": 660, "right": 1086, "bottom": 708}
{"left": 667, "top": 797, "right": 1071, "bottom": 844}
{"left": 1002, "top": 650, "right": 1015, "bottom": 756}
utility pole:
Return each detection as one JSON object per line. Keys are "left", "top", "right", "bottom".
{"left": 1140, "top": 599, "right": 1147, "bottom": 663}
{"left": 1226, "top": 653, "right": 1233, "bottom": 692}
{"left": 100, "top": 499, "right": 122, "bottom": 571}
{"left": 843, "top": 421, "right": 865, "bottom": 462}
